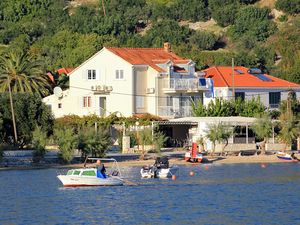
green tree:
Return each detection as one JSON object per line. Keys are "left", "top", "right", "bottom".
{"left": 54, "top": 127, "right": 77, "bottom": 163}
{"left": 0, "top": 49, "right": 51, "bottom": 97}
{"left": 209, "top": 0, "right": 239, "bottom": 27}
{"left": 139, "top": 128, "right": 153, "bottom": 160}
{"left": 144, "top": 20, "right": 190, "bottom": 47}
{"left": 231, "top": 6, "right": 277, "bottom": 41}
{"left": 0, "top": 93, "right": 53, "bottom": 147}
{"left": 32, "top": 126, "right": 47, "bottom": 162}
{"left": 275, "top": 0, "right": 300, "bottom": 15}
{"left": 152, "top": 130, "right": 168, "bottom": 153}
{"left": 205, "top": 123, "right": 220, "bottom": 155}
{"left": 278, "top": 116, "right": 299, "bottom": 151}
{"left": 189, "top": 31, "right": 218, "bottom": 50}
{"left": 205, "top": 123, "right": 232, "bottom": 156}
{"left": 77, "top": 126, "right": 111, "bottom": 158}
{"left": 252, "top": 114, "right": 273, "bottom": 154}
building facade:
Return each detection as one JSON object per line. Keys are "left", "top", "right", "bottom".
{"left": 43, "top": 43, "right": 211, "bottom": 118}
{"left": 202, "top": 66, "right": 300, "bottom": 108}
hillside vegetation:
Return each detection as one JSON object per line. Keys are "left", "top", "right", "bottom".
{"left": 0, "top": 0, "right": 300, "bottom": 83}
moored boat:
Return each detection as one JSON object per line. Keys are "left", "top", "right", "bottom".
{"left": 57, "top": 158, "right": 124, "bottom": 187}
{"left": 276, "top": 151, "right": 298, "bottom": 162}
{"left": 140, "top": 156, "right": 178, "bottom": 178}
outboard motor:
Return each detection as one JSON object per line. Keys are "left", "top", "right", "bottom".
{"left": 154, "top": 157, "right": 169, "bottom": 169}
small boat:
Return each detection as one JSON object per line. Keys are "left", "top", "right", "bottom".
{"left": 140, "top": 156, "right": 178, "bottom": 178}
{"left": 57, "top": 158, "right": 124, "bottom": 187}
{"left": 276, "top": 151, "right": 298, "bottom": 162}
{"left": 184, "top": 151, "right": 203, "bottom": 163}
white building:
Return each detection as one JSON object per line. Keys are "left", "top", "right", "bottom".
{"left": 43, "top": 43, "right": 211, "bottom": 118}
{"left": 202, "top": 66, "right": 300, "bottom": 108}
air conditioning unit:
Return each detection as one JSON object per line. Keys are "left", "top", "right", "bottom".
{"left": 146, "top": 88, "right": 155, "bottom": 94}
{"left": 91, "top": 86, "right": 95, "bottom": 91}
{"left": 96, "top": 85, "right": 103, "bottom": 91}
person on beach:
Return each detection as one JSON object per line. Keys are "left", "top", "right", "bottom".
{"left": 96, "top": 160, "right": 106, "bottom": 178}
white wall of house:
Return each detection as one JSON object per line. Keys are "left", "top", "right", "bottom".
{"left": 43, "top": 48, "right": 165, "bottom": 118}
{"left": 69, "top": 48, "right": 135, "bottom": 117}
{"left": 145, "top": 66, "right": 159, "bottom": 115}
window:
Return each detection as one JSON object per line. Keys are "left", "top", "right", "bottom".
{"left": 83, "top": 96, "right": 92, "bottom": 107}
{"left": 136, "top": 96, "right": 144, "bottom": 108}
{"left": 87, "top": 70, "right": 96, "bottom": 80}
{"left": 115, "top": 70, "right": 124, "bottom": 79}
{"left": 166, "top": 96, "right": 173, "bottom": 106}
{"left": 73, "top": 170, "right": 81, "bottom": 175}
{"left": 235, "top": 92, "right": 245, "bottom": 101}
{"left": 269, "top": 92, "right": 281, "bottom": 108}
{"left": 58, "top": 103, "right": 62, "bottom": 109}
{"left": 82, "top": 170, "right": 96, "bottom": 176}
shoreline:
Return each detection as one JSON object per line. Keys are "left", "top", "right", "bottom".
{"left": 0, "top": 154, "right": 298, "bottom": 171}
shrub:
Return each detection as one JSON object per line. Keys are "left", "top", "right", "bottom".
{"left": 189, "top": 31, "right": 218, "bottom": 50}
{"left": 77, "top": 126, "right": 111, "bottom": 158}
{"left": 32, "top": 126, "right": 47, "bottom": 163}
{"left": 152, "top": 131, "right": 168, "bottom": 153}
{"left": 54, "top": 128, "right": 77, "bottom": 163}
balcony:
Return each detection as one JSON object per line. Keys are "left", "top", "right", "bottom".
{"left": 162, "top": 78, "right": 211, "bottom": 94}
{"left": 158, "top": 106, "right": 193, "bottom": 118}
{"left": 90, "top": 85, "right": 113, "bottom": 94}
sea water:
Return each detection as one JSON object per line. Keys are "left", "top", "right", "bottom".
{"left": 0, "top": 163, "right": 300, "bottom": 225}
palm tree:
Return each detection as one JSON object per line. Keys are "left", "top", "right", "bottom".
{"left": 252, "top": 114, "right": 273, "bottom": 154}
{"left": 0, "top": 50, "right": 51, "bottom": 97}
{"left": 278, "top": 118, "right": 299, "bottom": 151}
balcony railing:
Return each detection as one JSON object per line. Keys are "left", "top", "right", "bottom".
{"left": 162, "top": 78, "right": 211, "bottom": 93}
{"left": 158, "top": 106, "right": 193, "bottom": 118}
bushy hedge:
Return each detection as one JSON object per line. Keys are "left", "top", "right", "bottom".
{"left": 192, "top": 97, "right": 265, "bottom": 117}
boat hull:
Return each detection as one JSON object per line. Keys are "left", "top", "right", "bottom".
{"left": 57, "top": 175, "right": 123, "bottom": 187}
{"left": 276, "top": 152, "right": 298, "bottom": 162}
{"left": 140, "top": 166, "right": 179, "bottom": 179}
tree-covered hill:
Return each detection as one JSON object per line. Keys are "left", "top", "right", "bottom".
{"left": 0, "top": 0, "right": 299, "bottom": 83}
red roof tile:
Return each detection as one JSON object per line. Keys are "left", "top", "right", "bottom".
{"left": 107, "top": 48, "right": 187, "bottom": 72}
{"left": 203, "top": 66, "right": 300, "bottom": 88}
{"left": 57, "top": 67, "right": 74, "bottom": 75}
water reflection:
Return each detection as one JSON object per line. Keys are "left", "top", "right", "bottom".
{"left": 0, "top": 163, "right": 300, "bottom": 224}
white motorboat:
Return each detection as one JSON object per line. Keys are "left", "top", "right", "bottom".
{"left": 57, "top": 158, "right": 124, "bottom": 187}
{"left": 276, "top": 151, "right": 298, "bottom": 162}
{"left": 140, "top": 156, "right": 179, "bottom": 178}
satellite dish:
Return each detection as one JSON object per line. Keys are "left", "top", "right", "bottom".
{"left": 53, "top": 86, "right": 63, "bottom": 98}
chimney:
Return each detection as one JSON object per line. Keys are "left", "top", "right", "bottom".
{"left": 163, "top": 42, "right": 171, "bottom": 52}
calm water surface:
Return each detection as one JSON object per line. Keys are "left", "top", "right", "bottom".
{"left": 1, "top": 163, "right": 300, "bottom": 225}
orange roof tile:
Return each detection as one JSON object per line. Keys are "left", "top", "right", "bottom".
{"left": 57, "top": 67, "right": 74, "bottom": 75}
{"left": 107, "top": 48, "right": 187, "bottom": 72}
{"left": 203, "top": 66, "right": 300, "bottom": 88}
